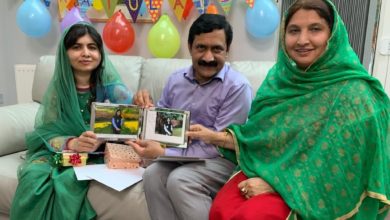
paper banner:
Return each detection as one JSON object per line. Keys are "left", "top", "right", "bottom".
{"left": 217, "top": 0, "right": 233, "bottom": 15}
{"left": 144, "top": 0, "right": 163, "bottom": 22}
{"left": 192, "top": 0, "right": 209, "bottom": 15}
{"left": 124, "top": 0, "right": 143, "bottom": 22}
{"left": 78, "top": 0, "right": 92, "bottom": 18}
{"left": 67, "top": 0, "right": 76, "bottom": 10}
{"left": 246, "top": 0, "right": 254, "bottom": 8}
{"left": 182, "top": 0, "right": 193, "bottom": 20}
{"left": 102, "top": 0, "right": 120, "bottom": 18}
{"left": 168, "top": 0, "right": 187, "bottom": 21}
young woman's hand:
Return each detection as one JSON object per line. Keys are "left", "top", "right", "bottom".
{"left": 68, "top": 131, "right": 102, "bottom": 152}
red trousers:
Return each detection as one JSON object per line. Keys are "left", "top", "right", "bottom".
{"left": 209, "top": 171, "right": 291, "bottom": 220}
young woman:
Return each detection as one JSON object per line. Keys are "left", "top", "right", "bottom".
{"left": 112, "top": 109, "right": 124, "bottom": 134}
{"left": 188, "top": 0, "right": 390, "bottom": 219}
{"left": 10, "top": 23, "right": 132, "bottom": 219}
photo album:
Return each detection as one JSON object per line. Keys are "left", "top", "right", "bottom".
{"left": 90, "top": 102, "right": 190, "bottom": 148}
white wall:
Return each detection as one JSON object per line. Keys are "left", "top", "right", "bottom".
{"left": 373, "top": 0, "right": 390, "bottom": 95}
{"left": 0, "top": 0, "right": 281, "bottom": 106}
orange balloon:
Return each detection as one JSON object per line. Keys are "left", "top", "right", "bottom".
{"left": 103, "top": 10, "right": 135, "bottom": 54}
{"left": 206, "top": 4, "right": 218, "bottom": 14}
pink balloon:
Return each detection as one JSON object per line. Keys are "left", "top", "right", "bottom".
{"left": 60, "top": 7, "right": 90, "bottom": 32}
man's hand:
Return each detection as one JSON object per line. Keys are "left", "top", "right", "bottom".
{"left": 68, "top": 131, "right": 102, "bottom": 153}
{"left": 126, "top": 139, "right": 165, "bottom": 159}
{"left": 133, "top": 89, "right": 154, "bottom": 108}
{"left": 238, "top": 177, "right": 274, "bottom": 200}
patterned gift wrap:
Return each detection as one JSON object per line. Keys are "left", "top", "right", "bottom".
{"left": 104, "top": 143, "right": 141, "bottom": 169}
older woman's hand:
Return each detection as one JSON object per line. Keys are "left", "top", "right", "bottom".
{"left": 238, "top": 177, "right": 274, "bottom": 199}
{"left": 187, "top": 124, "right": 217, "bottom": 144}
{"left": 68, "top": 131, "right": 102, "bottom": 153}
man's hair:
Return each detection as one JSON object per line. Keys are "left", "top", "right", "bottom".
{"left": 285, "top": 0, "right": 334, "bottom": 31}
{"left": 188, "top": 14, "right": 233, "bottom": 51}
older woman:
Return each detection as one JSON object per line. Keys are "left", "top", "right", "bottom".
{"left": 188, "top": 0, "right": 389, "bottom": 219}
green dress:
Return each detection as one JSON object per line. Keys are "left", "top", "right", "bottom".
{"left": 220, "top": 0, "right": 390, "bottom": 219}
{"left": 10, "top": 23, "right": 132, "bottom": 220}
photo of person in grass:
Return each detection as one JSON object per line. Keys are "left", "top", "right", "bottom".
{"left": 93, "top": 104, "right": 140, "bottom": 137}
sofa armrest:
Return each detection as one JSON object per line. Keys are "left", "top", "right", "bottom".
{"left": 0, "top": 102, "right": 39, "bottom": 156}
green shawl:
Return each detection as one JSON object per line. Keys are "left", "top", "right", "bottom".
{"left": 221, "top": 1, "right": 390, "bottom": 219}
{"left": 10, "top": 23, "right": 132, "bottom": 220}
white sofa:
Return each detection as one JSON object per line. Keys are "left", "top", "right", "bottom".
{"left": 0, "top": 55, "right": 274, "bottom": 220}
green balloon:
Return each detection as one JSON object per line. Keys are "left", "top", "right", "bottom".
{"left": 147, "top": 15, "right": 181, "bottom": 58}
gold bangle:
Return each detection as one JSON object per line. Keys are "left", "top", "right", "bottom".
{"left": 222, "top": 131, "right": 229, "bottom": 147}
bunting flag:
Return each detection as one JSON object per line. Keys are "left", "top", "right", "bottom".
{"left": 43, "top": 0, "right": 51, "bottom": 7}
{"left": 67, "top": 0, "right": 76, "bottom": 10}
{"left": 182, "top": 0, "right": 194, "bottom": 20}
{"left": 217, "top": 0, "right": 233, "bottom": 15}
{"left": 78, "top": 0, "right": 92, "bottom": 18}
{"left": 139, "top": 0, "right": 148, "bottom": 17}
{"left": 192, "top": 0, "right": 209, "bottom": 15}
{"left": 102, "top": 0, "right": 120, "bottom": 18}
{"left": 124, "top": 0, "right": 143, "bottom": 22}
{"left": 144, "top": 0, "right": 163, "bottom": 22}
{"left": 59, "top": 0, "right": 68, "bottom": 12}
{"left": 168, "top": 0, "right": 187, "bottom": 21}
{"left": 246, "top": 0, "right": 254, "bottom": 8}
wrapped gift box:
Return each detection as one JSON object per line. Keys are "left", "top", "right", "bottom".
{"left": 105, "top": 143, "right": 141, "bottom": 169}
{"left": 61, "top": 151, "right": 88, "bottom": 167}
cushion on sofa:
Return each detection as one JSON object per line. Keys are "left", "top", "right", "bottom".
{"left": 139, "top": 58, "right": 192, "bottom": 103}
{"left": 0, "top": 103, "right": 39, "bottom": 156}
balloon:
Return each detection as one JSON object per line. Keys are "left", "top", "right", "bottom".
{"left": 61, "top": 7, "right": 90, "bottom": 32}
{"left": 103, "top": 10, "right": 135, "bottom": 54}
{"left": 147, "top": 15, "right": 180, "bottom": 58}
{"left": 92, "top": 0, "right": 104, "bottom": 11}
{"left": 16, "top": 0, "right": 52, "bottom": 38}
{"left": 245, "top": 0, "right": 280, "bottom": 39}
{"left": 206, "top": 3, "right": 218, "bottom": 14}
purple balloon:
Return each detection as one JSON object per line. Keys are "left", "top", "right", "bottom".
{"left": 60, "top": 7, "right": 90, "bottom": 32}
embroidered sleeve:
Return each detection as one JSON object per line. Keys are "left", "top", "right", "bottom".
{"left": 48, "top": 136, "right": 75, "bottom": 152}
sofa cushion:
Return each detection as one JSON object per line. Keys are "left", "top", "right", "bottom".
{"left": 138, "top": 58, "right": 192, "bottom": 102}
{"left": 231, "top": 61, "right": 275, "bottom": 96}
{"left": 0, "top": 103, "right": 39, "bottom": 156}
{"left": 32, "top": 55, "right": 144, "bottom": 103}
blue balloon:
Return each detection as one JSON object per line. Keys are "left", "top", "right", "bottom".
{"left": 245, "top": 0, "right": 280, "bottom": 39}
{"left": 16, "top": 0, "right": 52, "bottom": 38}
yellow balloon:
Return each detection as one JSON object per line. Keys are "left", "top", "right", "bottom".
{"left": 147, "top": 15, "right": 181, "bottom": 58}
{"left": 93, "top": 0, "right": 103, "bottom": 11}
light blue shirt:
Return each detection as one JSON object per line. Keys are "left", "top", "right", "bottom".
{"left": 158, "top": 64, "right": 252, "bottom": 158}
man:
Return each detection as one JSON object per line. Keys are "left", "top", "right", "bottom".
{"left": 128, "top": 14, "right": 252, "bottom": 220}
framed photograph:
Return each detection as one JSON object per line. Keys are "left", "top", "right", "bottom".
{"left": 91, "top": 102, "right": 142, "bottom": 140}
{"left": 142, "top": 107, "right": 190, "bottom": 148}
{"left": 58, "top": 0, "right": 154, "bottom": 23}
{"left": 90, "top": 103, "right": 190, "bottom": 148}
